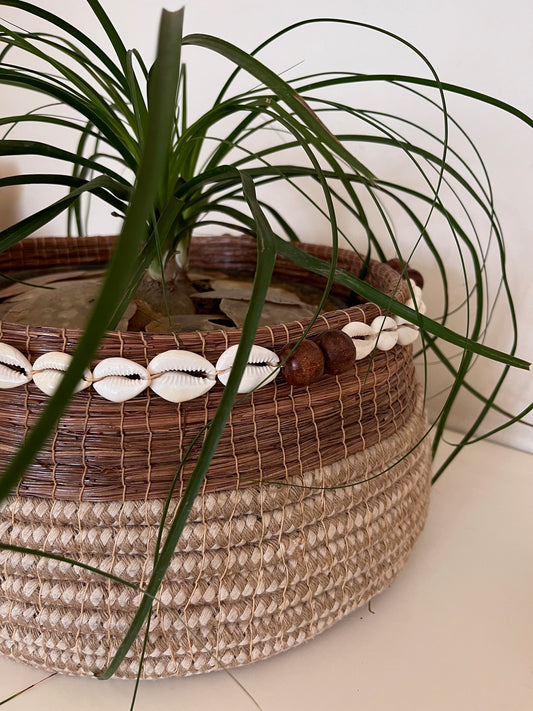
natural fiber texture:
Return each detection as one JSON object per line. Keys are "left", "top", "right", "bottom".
{"left": 0, "top": 390, "right": 431, "bottom": 678}
{"left": 0, "top": 235, "right": 431, "bottom": 678}
{"left": 0, "top": 235, "right": 414, "bottom": 501}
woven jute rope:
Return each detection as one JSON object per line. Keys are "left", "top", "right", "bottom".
{"left": 0, "top": 389, "right": 430, "bottom": 678}
{"left": 0, "top": 235, "right": 431, "bottom": 678}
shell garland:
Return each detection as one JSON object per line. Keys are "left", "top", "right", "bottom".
{"left": 216, "top": 344, "right": 279, "bottom": 393}
{"left": 0, "top": 285, "right": 425, "bottom": 402}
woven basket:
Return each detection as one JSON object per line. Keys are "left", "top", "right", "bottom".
{"left": 0, "top": 235, "right": 431, "bottom": 679}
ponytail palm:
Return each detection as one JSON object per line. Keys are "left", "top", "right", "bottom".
{"left": 0, "top": 1, "right": 531, "bottom": 680}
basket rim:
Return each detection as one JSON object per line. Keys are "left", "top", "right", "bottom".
{"left": 0, "top": 233, "right": 410, "bottom": 358}
{"left": 0, "top": 234, "right": 420, "bottom": 501}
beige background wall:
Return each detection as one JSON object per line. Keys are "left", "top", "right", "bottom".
{"left": 1, "top": 0, "right": 532, "bottom": 451}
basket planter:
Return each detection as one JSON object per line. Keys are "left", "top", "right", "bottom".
{"left": 0, "top": 234, "right": 431, "bottom": 679}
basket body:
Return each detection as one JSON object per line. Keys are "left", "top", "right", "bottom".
{"left": 0, "top": 235, "right": 431, "bottom": 678}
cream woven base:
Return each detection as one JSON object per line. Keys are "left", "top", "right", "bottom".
{"left": 0, "top": 393, "right": 431, "bottom": 679}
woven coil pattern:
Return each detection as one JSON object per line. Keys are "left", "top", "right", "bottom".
{"left": 0, "top": 235, "right": 431, "bottom": 678}
{"left": 0, "top": 235, "right": 414, "bottom": 501}
{"left": 0, "top": 391, "right": 430, "bottom": 678}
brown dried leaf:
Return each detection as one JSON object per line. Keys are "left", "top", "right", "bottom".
{"left": 134, "top": 271, "right": 196, "bottom": 318}
{"left": 116, "top": 301, "right": 137, "bottom": 332}
{"left": 219, "top": 298, "right": 316, "bottom": 329}
{"left": 127, "top": 299, "right": 162, "bottom": 332}
{"left": 0, "top": 269, "right": 105, "bottom": 301}
{"left": 192, "top": 284, "right": 304, "bottom": 305}
{"left": 145, "top": 314, "right": 233, "bottom": 333}
{"left": 0, "top": 277, "right": 103, "bottom": 329}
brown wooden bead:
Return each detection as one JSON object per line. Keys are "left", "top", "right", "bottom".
{"left": 386, "top": 257, "right": 405, "bottom": 274}
{"left": 314, "top": 329, "right": 356, "bottom": 375}
{"left": 387, "top": 258, "right": 424, "bottom": 289}
{"left": 279, "top": 339, "right": 324, "bottom": 388}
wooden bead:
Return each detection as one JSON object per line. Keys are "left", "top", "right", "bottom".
{"left": 386, "top": 258, "right": 424, "bottom": 290}
{"left": 314, "top": 330, "right": 356, "bottom": 375}
{"left": 279, "top": 339, "right": 324, "bottom": 387}
{"left": 386, "top": 257, "right": 405, "bottom": 274}
{"left": 387, "top": 257, "right": 424, "bottom": 289}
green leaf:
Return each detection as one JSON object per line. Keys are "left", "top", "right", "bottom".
{"left": 294, "top": 71, "right": 533, "bottom": 129}
{"left": 0, "top": 174, "right": 128, "bottom": 250}
{"left": 0, "top": 138, "right": 127, "bottom": 183}
{"left": 0, "top": 8, "right": 184, "bottom": 503}
{"left": 183, "top": 32, "right": 376, "bottom": 182}
{"left": 99, "top": 169, "right": 278, "bottom": 679}
{"left": 0, "top": 67, "right": 136, "bottom": 167}
{"left": 0, "top": 0, "right": 128, "bottom": 86}
{"left": 272, "top": 239, "right": 530, "bottom": 370}
{"left": 86, "top": 0, "right": 129, "bottom": 74}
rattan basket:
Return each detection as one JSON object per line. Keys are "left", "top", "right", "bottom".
{"left": 0, "top": 235, "right": 431, "bottom": 678}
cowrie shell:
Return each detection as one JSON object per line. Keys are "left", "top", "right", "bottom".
{"left": 32, "top": 352, "right": 91, "bottom": 396}
{"left": 341, "top": 321, "right": 377, "bottom": 360}
{"left": 396, "top": 287, "right": 424, "bottom": 346}
{"left": 397, "top": 323, "right": 420, "bottom": 346}
{"left": 371, "top": 316, "right": 398, "bottom": 351}
{"left": 148, "top": 350, "right": 216, "bottom": 403}
{"left": 408, "top": 283, "right": 423, "bottom": 305}
{"left": 216, "top": 344, "right": 279, "bottom": 393}
{"left": 0, "top": 342, "right": 32, "bottom": 389}
{"left": 93, "top": 357, "right": 149, "bottom": 402}
{"left": 406, "top": 296, "right": 427, "bottom": 315}
{"left": 395, "top": 295, "right": 426, "bottom": 328}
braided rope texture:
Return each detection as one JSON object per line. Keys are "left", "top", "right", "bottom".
{"left": 0, "top": 235, "right": 430, "bottom": 677}
{"left": 0, "top": 391, "right": 431, "bottom": 679}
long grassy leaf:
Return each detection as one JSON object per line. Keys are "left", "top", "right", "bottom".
{"left": 0, "top": 672, "right": 57, "bottom": 706}
{"left": 183, "top": 33, "right": 375, "bottom": 182}
{"left": 0, "top": 0, "right": 127, "bottom": 86}
{"left": 271, "top": 238, "right": 529, "bottom": 369}
{"left": 125, "top": 49, "right": 148, "bottom": 145}
{"left": 99, "top": 169, "right": 277, "bottom": 679}
{"left": 86, "top": 0, "right": 128, "bottom": 74}
{"left": 0, "top": 138, "right": 127, "bottom": 183}
{"left": 0, "top": 541, "right": 137, "bottom": 588}
{"left": 0, "top": 111, "right": 102, "bottom": 138}
{"left": 0, "top": 68, "right": 136, "bottom": 166}
{"left": 294, "top": 72, "right": 533, "bottom": 129}
{"left": 0, "top": 28, "right": 131, "bottom": 107}
{"left": 0, "top": 8, "right": 184, "bottom": 503}
{"left": 0, "top": 174, "right": 128, "bottom": 250}
{"left": 0, "top": 27, "right": 134, "bottom": 144}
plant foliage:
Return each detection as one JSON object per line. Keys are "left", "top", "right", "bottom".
{"left": 0, "top": 0, "right": 531, "bottom": 683}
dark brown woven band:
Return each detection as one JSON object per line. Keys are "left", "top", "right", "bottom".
{"left": 0, "top": 235, "right": 415, "bottom": 501}
{"left": 0, "top": 234, "right": 409, "bottom": 307}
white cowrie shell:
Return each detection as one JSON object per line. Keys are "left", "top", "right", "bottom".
{"left": 403, "top": 283, "right": 425, "bottom": 315}
{"left": 216, "top": 344, "right": 279, "bottom": 393}
{"left": 0, "top": 342, "right": 32, "bottom": 389}
{"left": 148, "top": 350, "right": 216, "bottom": 403}
{"left": 408, "top": 282, "right": 423, "bottom": 305}
{"left": 32, "top": 352, "right": 91, "bottom": 396}
{"left": 93, "top": 357, "right": 149, "bottom": 402}
{"left": 371, "top": 316, "right": 398, "bottom": 351}
{"left": 341, "top": 321, "right": 377, "bottom": 360}
{"left": 395, "top": 296, "right": 426, "bottom": 327}
{"left": 398, "top": 292, "right": 425, "bottom": 343}
{"left": 407, "top": 296, "right": 427, "bottom": 315}
{"left": 396, "top": 324, "right": 420, "bottom": 346}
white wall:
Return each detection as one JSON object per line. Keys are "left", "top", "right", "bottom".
{"left": 1, "top": 0, "right": 532, "bottom": 452}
